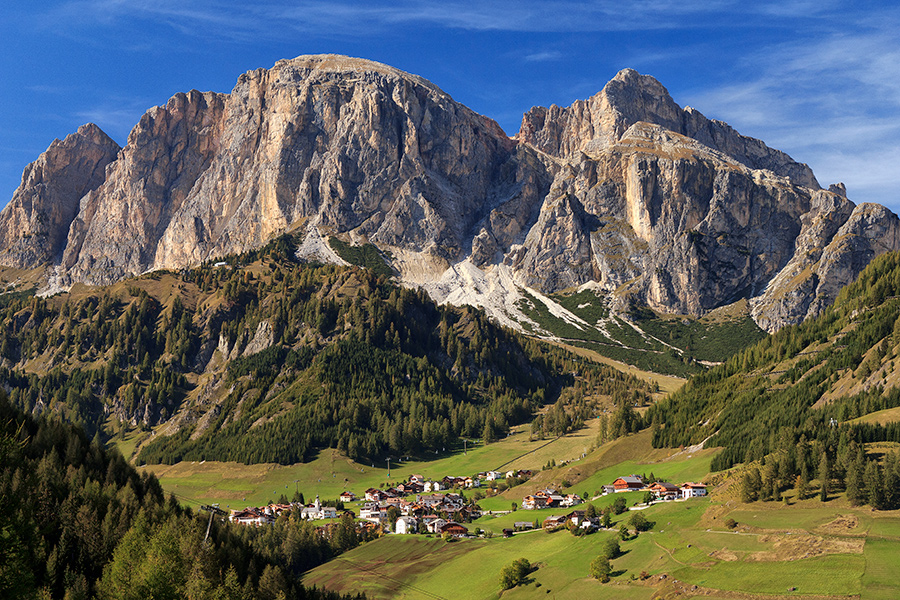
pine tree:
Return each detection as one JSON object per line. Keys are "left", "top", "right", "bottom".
{"left": 865, "top": 461, "right": 885, "bottom": 509}
{"left": 818, "top": 451, "right": 830, "bottom": 502}
{"left": 846, "top": 450, "right": 866, "bottom": 506}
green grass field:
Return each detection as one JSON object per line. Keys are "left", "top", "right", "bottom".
{"left": 141, "top": 404, "right": 900, "bottom": 600}
{"left": 141, "top": 417, "right": 618, "bottom": 509}
{"left": 306, "top": 492, "right": 898, "bottom": 600}
{"left": 849, "top": 405, "right": 900, "bottom": 426}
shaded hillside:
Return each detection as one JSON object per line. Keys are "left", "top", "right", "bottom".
{"left": 0, "top": 234, "right": 651, "bottom": 466}
{"left": 0, "top": 391, "right": 363, "bottom": 600}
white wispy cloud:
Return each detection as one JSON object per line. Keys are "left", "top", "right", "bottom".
{"left": 523, "top": 51, "right": 563, "bottom": 62}
{"left": 74, "top": 98, "right": 151, "bottom": 144}
{"left": 684, "top": 11, "right": 900, "bottom": 208}
{"left": 44, "top": 0, "right": 771, "bottom": 37}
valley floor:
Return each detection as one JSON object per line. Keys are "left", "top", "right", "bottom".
{"left": 138, "top": 419, "right": 900, "bottom": 600}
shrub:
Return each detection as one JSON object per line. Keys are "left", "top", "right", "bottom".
{"left": 499, "top": 558, "right": 532, "bottom": 590}
{"left": 590, "top": 556, "right": 611, "bottom": 582}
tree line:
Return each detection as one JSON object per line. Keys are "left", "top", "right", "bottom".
{"left": 0, "top": 232, "right": 652, "bottom": 467}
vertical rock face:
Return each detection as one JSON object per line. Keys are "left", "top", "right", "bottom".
{"left": 0, "top": 124, "right": 120, "bottom": 268}
{"left": 509, "top": 122, "right": 821, "bottom": 318}
{"left": 56, "top": 55, "right": 540, "bottom": 286}
{"left": 751, "top": 201, "right": 900, "bottom": 331}
{"left": 517, "top": 68, "right": 820, "bottom": 188}
{"left": 62, "top": 91, "right": 227, "bottom": 285}
{"left": 510, "top": 70, "right": 895, "bottom": 330}
{"left": 0, "top": 58, "right": 896, "bottom": 333}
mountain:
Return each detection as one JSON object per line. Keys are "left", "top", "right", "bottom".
{"left": 1, "top": 55, "right": 898, "bottom": 334}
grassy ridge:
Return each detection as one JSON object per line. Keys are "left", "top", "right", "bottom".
{"left": 143, "top": 418, "right": 605, "bottom": 509}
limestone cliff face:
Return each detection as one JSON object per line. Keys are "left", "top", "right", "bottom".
{"left": 751, "top": 201, "right": 900, "bottom": 331}
{"left": 510, "top": 71, "right": 897, "bottom": 331}
{"left": 61, "top": 91, "right": 226, "bottom": 285}
{"left": 1, "top": 58, "right": 897, "bottom": 333}
{"left": 60, "top": 55, "right": 537, "bottom": 286}
{"left": 517, "top": 68, "right": 819, "bottom": 188}
{"left": 0, "top": 124, "right": 120, "bottom": 268}
{"left": 509, "top": 122, "right": 819, "bottom": 318}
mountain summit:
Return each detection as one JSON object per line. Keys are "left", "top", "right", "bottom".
{"left": 1, "top": 56, "right": 897, "bottom": 332}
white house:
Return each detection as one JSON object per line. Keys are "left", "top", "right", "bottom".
{"left": 485, "top": 471, "right": 503, "bottom": 481}
{"left": 230, "top": 508, "right": 273, "bottom": 526}
{"left": 360, "top": 503, "right": 387, "bottom": 522}
{"left": 680, "top": 483, "right": 707, "bottom": 498}
{"left": 424, "top": 480, "right": 444, "bottom": 492}
{"left": 560, "top": 494, "right": 582, "bottom": 508}
{"left": 425, "top": 518, "right": 448, "bottom": 533}
{"left": 395, "top": 516, "right": 418, "bottom": 534}
{"left": 299, "top": 496, "right": 337, "bottom": 520}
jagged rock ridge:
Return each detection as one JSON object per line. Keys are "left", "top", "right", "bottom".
{"left": 1, "top": 55, "right": 897, "bottom": 332}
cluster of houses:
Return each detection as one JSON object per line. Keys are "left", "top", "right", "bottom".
{"left": 521, "top": 489, "right": 583, "bottom": 510}
{"left": 541, "top": 509, "right": 602, "bottom": 531}
{"left": 520, "top": 475, "right": 707, "bottom": 512}
{"left": 606, "top": 475, "right": 707, "bottom": 500}
{"left": 229, "top": 473, "right": 490, "bottom": 537}
{"left": 351, "top": 474, "right": 484, "bottom": 537}
{"left": 229, "top": 496, "right": 340, "bottom": 526}
{"left": 229, "top": 502, "right": 294, "bottom": 526}
{"left": 229, "top": 470, "right": 708, "bottom": 539}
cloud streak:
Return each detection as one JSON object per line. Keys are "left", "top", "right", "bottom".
{"left": 45, "top": 0, "right": 796, "bottom": 37}
{"left": 683, "top": 10, "right": 900, "bottom": 207}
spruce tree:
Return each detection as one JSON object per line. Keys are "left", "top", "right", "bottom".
{"left": 818, "top": 451, "right": 830, "bottom": 502}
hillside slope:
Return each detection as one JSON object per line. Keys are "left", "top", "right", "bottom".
{"left": 650, "top": 251, "right": 900, "bottom": 507}
{"left": 0, "top": 233, "right": 651, "bottom": 465}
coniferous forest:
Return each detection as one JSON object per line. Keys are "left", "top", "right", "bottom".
{"left": 650, "top": 251, "right": 900, "bottom": 509}
{"left": 0, "top": 390, "right": 366, "bottom": 600}
{"left": 0, "top": 233, "right": 651, "bottom": 466}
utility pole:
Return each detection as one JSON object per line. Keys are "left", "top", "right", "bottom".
{"left": 386, "top": 457, "right": 390, "bottom": 479}
{"left": 200, "top": 504, "right": 226, "bottom": 544}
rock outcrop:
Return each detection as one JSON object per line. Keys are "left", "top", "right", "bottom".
{"left": 1, "top": 56, "right": 897, "bottom": 332}
{"left": 59, "top": 55, "right": 539, "bottom": 288}
{"left": 0, "top": 124, "right": 120, "bottom": 268}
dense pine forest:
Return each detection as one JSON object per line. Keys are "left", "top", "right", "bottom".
{"left": 0, "top": 391, "right": 367, "bottom": 600}
{"left": 650, "top": 251, "right": 900, "bottom": 509}
{"left": 0, "top": 233, "right": 651, "bottom": 466}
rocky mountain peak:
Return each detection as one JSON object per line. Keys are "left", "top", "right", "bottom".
{"left": 0, "top": 123, "right": 120, "bottom": 269}
{"left": 598, "top": 68, "right": 684, "bottom": 138}
{"left": 273, "top": 54, "right": 449, "bottom": 95}
{"left": 517, "top": 68, "right": 818, "bottom": 189}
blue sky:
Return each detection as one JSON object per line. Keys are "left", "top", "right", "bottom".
{"left": 2, "top": 1, "right": 898, "bottom": 211}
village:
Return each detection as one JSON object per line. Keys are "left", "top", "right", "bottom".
{"left": 227, "top": 470, "right": 706, "bottom": 539}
